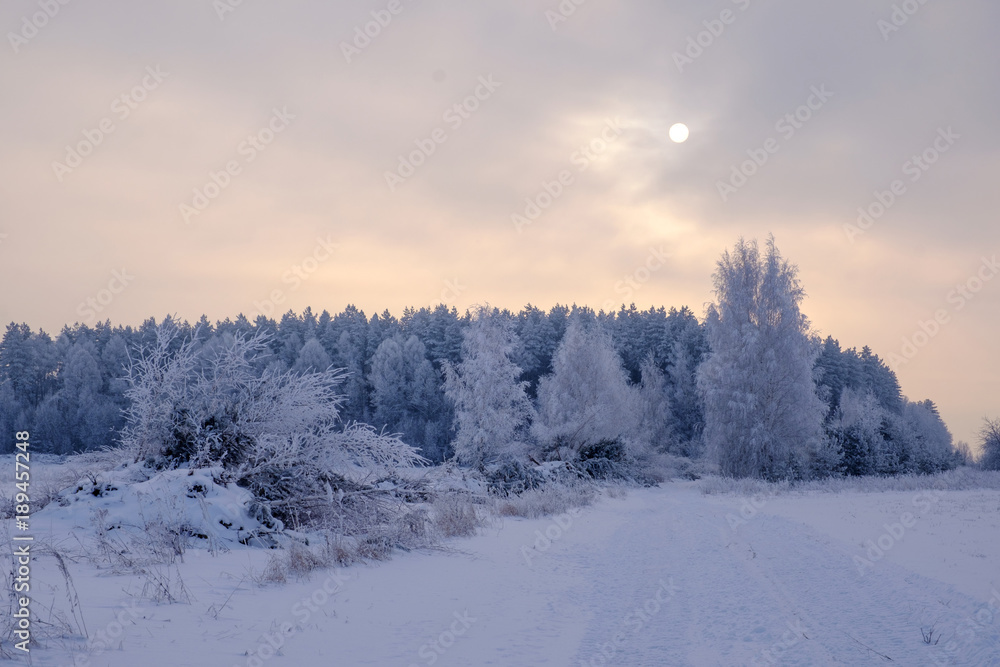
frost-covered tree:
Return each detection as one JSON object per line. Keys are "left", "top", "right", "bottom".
{"left": 980, "top": 418, "right": 1000, "bottom": 471}
{"left": 697, "top": 237, "right": 827, "bottom": 480}
{"left": 533, "top": 320, "right": 640, "bottom": 458}
{"left": 121, "top": 322, "right": 424, "bottom": 528}
{"left": 444, "top": 308, "right": 534, "bottom": 466}
{"left": 903, "top": 399, "right": 955, "bottom": 473}
{"left": 292, "top": 337, "right": 332, "bottom": 374}
{"left": 826, "top": 388, "right": 886, "bottom": 476}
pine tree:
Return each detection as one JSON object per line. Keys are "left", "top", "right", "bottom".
{"left": 370, "top": 335, "right": 450, "bottom": 461}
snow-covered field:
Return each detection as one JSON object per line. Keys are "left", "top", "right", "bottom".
{"left": 7, "top": 465, "right": 1000, "bottom": 667}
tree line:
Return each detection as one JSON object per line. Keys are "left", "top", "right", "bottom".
{"left": 0, "top": 237, "right": 989, "bottom": 479}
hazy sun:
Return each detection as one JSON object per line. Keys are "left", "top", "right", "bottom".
{"left": 669, "top": 123, "right": 689, "bottom": 143}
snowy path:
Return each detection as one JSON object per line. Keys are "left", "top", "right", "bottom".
{"left": 24, "top": 483, "right": 1000, "bottom": 666}
{"left": 294, "top": 483, "right": 1000, "bottom": 666}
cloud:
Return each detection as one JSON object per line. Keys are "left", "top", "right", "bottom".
{"left": 0, "top": 0, "right": 997, "bottom": 445}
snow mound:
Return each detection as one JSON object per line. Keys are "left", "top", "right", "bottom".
{"left": 41, "top": 465, "right": 284, "bottom": 549}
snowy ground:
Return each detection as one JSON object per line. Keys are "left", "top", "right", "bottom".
{"left": 8, "top": 476, "right": 1000, "bottom": 666}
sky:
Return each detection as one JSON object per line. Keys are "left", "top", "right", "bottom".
{"left": 1, "top": 0, "right": 997, "bottom": 450}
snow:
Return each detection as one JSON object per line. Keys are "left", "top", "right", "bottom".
{"left": 10, "top": 478, "right": 1000, "bottom": 666}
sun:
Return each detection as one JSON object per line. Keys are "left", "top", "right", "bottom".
{"left": 668, "top": 123, "right": 690, "bottom": 143}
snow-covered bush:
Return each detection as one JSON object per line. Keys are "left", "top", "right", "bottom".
{"left": 120, "top": 322, "right": 424, "bottom": 529}
{"left": 483, "top": 454, "right": 545, "bottom": 496}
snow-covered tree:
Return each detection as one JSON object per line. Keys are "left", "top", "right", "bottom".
{"left": 903, "top": 399, "right": 955, "bottom": 473}
{"left": 120, "top": 322, "right": 424, "bottom": 527}
{"left": 980, "top": 418, "right": 1000, "bottom": 470}
{"left": 533, "top": 320, "right": 641, "bottom": 458}
{"left": 292, "top": 337, "right": 332, "bottom": 374}
{"left": 826, "top": 388, "right": 886, "bottom": 476}
{"left": 697, "top": 237, "right": 827, "bottom": 480}
{"left": 443, "top": 307, "right": 534, "bottom": 466}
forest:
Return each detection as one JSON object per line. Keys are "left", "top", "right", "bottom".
{"left": 0, "top": 240, "right": 974, "bottom": 483}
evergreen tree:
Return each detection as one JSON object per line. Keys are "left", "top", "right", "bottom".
{"left": 370, "top": 335, "right": 450, "bottom": 461}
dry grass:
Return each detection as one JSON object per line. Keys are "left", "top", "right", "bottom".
{"left": 431, "top": 494, "right": 482, "bottom": 538}
{"left": 496, "top": 483, "right": 596, "bottom": 519}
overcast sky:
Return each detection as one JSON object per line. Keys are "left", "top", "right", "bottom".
{"left": 1, "top": 0, "right": 997, "bottom": 448}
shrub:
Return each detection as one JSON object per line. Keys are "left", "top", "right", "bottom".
{"left": 120, "top": 322, "right": 424, "bottom": 530}
{"left": 431, "top": 495, "right": 482, "bottom": 538}
{"left": 484, "top": 454, "right": 544, "bottom": 496}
